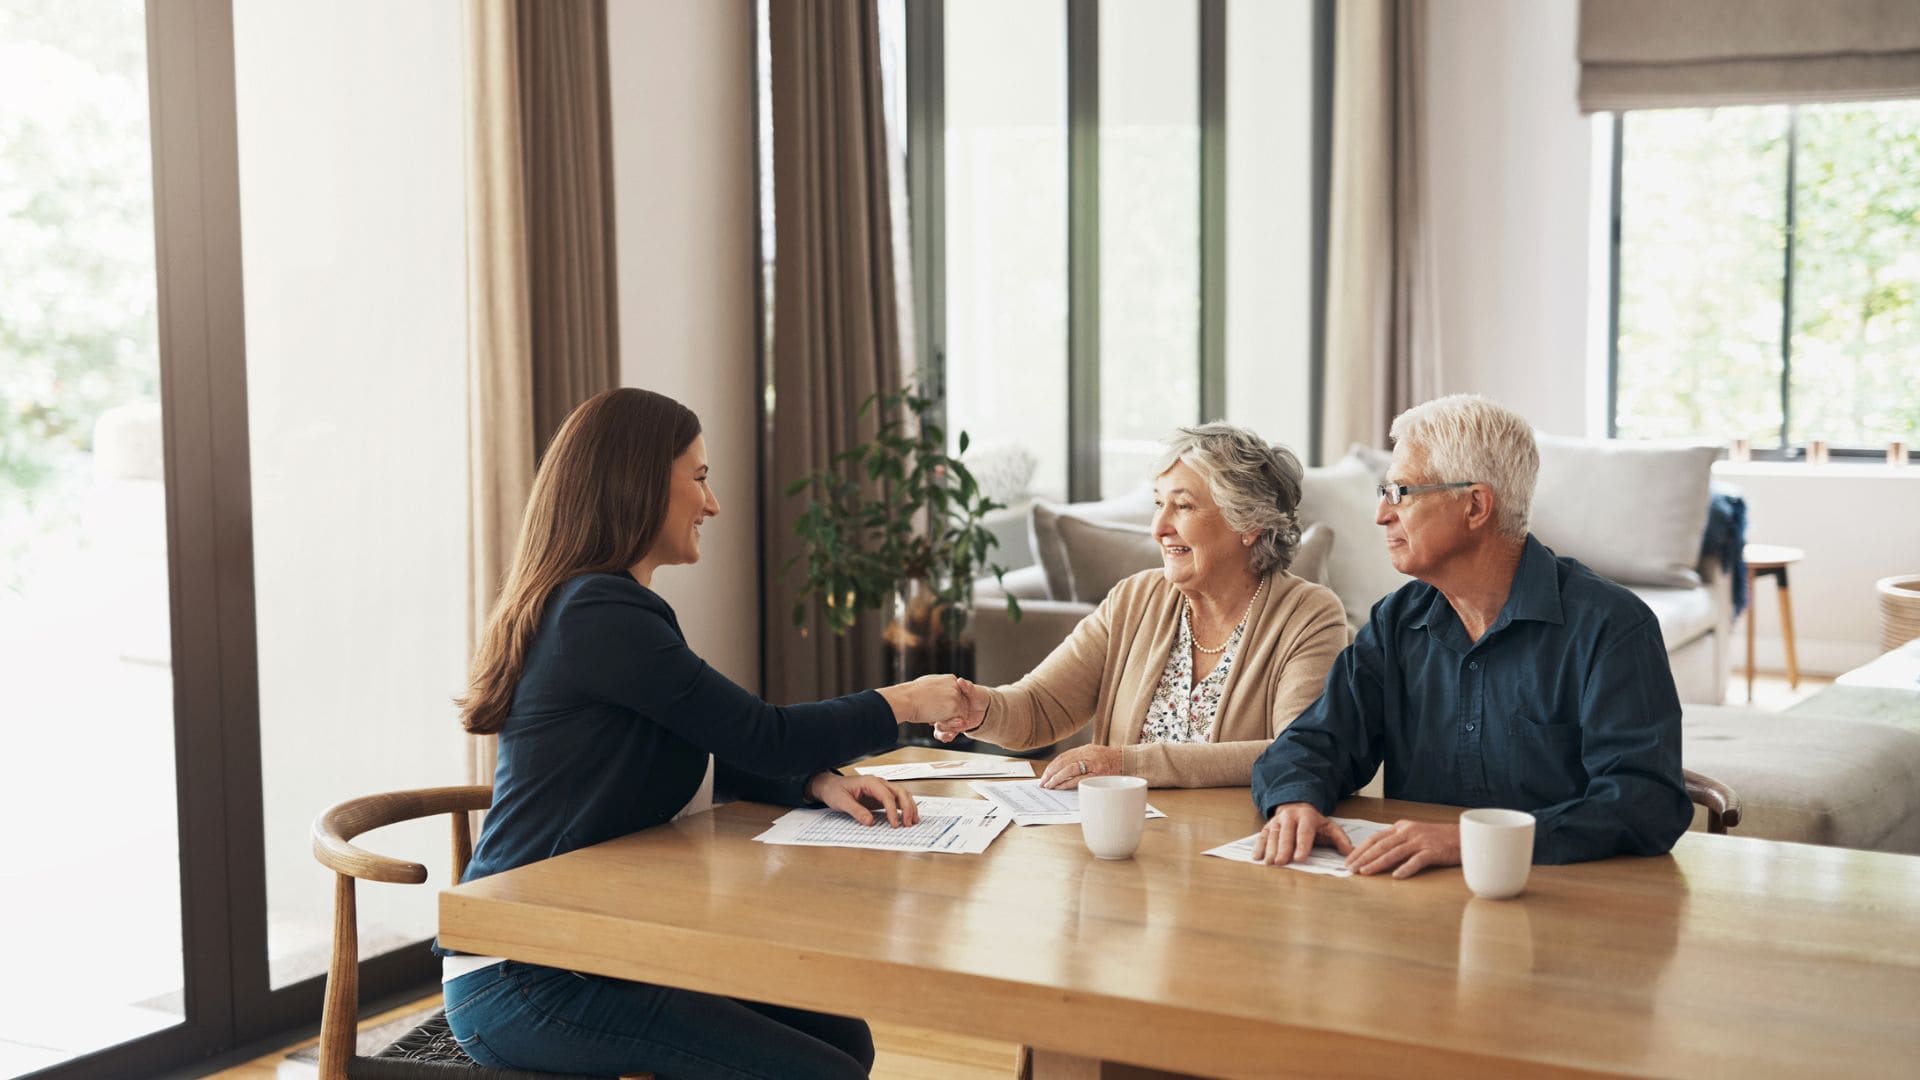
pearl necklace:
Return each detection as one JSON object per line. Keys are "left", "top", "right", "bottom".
{"left": 1190, "top": 575, "right": 1266, "bottom": 655}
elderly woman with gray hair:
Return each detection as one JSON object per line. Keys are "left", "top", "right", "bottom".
{"left": 936, "top": 424, "right": 1348, "bottom": 789}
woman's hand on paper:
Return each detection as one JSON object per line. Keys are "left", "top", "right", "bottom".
{"left": 1038, "top": 744, "right": 1123, "bottom": 790}
{"left": 806, "top": 773, "right": 920, "bottom": 827}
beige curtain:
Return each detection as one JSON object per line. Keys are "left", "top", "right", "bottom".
{"left": 463, "top": 0, "right": 620, "bottom": 785}
{"left": 464, "top": 0, "right": 535, "bottom": 786}
{"left": 1320, "top": 0, "right": 1441, "bottom": 461}
{"left": 516, "top": 0, "right": 621, "bottom": 448}
{"left": 1579, "top": 0, "right": 1920, "bottom": 112}
{"left": 762, "top": 0, "right": 905, "bottom": 705}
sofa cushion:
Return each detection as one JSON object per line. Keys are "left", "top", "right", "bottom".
{"left": 1683, "top": 704, "right": 1920, "bottom": 854}
{"left": 1290, "top": 522, "right": 1335, "bottom": 589}
{"left": 1298, "top": 452, "right": 1409, "bottom": 631}
{"left": 1055, "top": 514, "right": 1160, "bottom": 603}
{"left": 1531, "top": 436, "right": 1718, "bottom": 589}
{"left": 1052, "top": 514, "right": 1338, "bottom": 605}
{"left": 1631, "top": 584, "right": 1717, "bottom": 650}
{"left": 1028, "top": 487, "right": 1156, "bottom": 601}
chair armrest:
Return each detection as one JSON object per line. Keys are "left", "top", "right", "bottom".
{"left": 1684, "top": 768, "right": 1742, "bottom": 832}
{"left": 312, "top": 785, "right": 493, "bottom": 884}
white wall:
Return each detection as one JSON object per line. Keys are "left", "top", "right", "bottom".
{"left": 1716, "top": 462, "right": 1920, "bottom": 676}
{"left": 607, "top": 0, "right": 761, "bottom": 690}
{"left": 1422, "top": 0, "right": 1920, "bottom": 672}
{"left": 1425, "top": 0, "right": 1593, "bottom": 436}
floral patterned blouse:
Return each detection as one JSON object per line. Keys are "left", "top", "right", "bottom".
{"left": 1140, "top": 603, "right": 1247, "bottom": 745}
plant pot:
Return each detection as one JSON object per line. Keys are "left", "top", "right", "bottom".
{"left": 1878, "top": 574, "right": 1920, "bottom": 652}
{"left": 884, "top": 577, "right": 976, "bottom": 748}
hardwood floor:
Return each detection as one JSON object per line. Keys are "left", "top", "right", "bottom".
{"left": 1742, "top": 669, "right": 1833, "bottom": 711}
{"left": 202, "top": 995, "right": 1020, "bottom": 1079}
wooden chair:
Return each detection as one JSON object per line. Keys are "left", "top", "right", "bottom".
{"left": 312, "top": 786, "right": 629, "bottom": 1079}
{"left": 1684, "top": 768, "right": 1743, "bottom": 834}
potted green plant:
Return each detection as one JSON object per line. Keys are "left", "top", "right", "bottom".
{"left": 785, "top": 386, "right": 1020, "bottom": 742}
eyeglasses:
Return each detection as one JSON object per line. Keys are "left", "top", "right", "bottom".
{"left": 1375, "top": 480, "right": 1477, "bottom": 506}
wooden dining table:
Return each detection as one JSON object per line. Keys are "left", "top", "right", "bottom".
{"left": 439, "top": 747, "right": 1920, "bottom": 1078}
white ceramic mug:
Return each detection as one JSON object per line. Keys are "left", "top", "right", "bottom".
{"left": 1459, "top": 808, "right": 1536, "bottom": 899}
{"left": 1079, "top": 776, "right": 1148, "bottom": 860}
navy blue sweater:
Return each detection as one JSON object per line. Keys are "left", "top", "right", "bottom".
{"left": 460, "top": 571, "right": 896, "bottom": 887}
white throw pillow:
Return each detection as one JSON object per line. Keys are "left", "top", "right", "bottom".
{"left": 1298, "top": 452, "right": 1409, "bottom": 630}
{"left": 1530, "top": 435, "right": 1717, "bottom": 588}
{"left": 1290, "top": 521, "right": 1335, "bottom": 588}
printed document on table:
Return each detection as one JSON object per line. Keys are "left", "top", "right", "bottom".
{"left": 854, "top": 757, "right": 1036, "bottom": 781}
{"left": 966, "top": 779, "right": 1167, "bottom": 827}
{"left": 753, "top": 796, "right": 1011, "bottom": 854}
{"left": 1202, "top": 817, "right": 1391, "bottom": 877}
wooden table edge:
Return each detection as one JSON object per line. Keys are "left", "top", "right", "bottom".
{"left": 439, "top": 889, "right": 1613, "bottom": 1079}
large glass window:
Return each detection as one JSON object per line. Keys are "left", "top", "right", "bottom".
{"left": 1611, "top": 101, "right": 1920, "bottom": 452}
{"left": 943, "top": 0, "right": 1070, "bottom": 502}
{"left": 230, "top": 0, "right": 471, "bottom": 990}
{"left": 0, "top": 2, "right": 183, "bottom": 1072}
{"left": 1098, "top": 0, "right": 1199, "bottom": 495}
{"left": 921, "top": 0, "right": 1325, "bottom": 507}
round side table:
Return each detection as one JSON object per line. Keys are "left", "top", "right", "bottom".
{"left": 1744, "top": 544, "right": 1805, "bottom": 702}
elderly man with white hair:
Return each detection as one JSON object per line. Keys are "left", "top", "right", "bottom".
{"left": 1249, "top": 394, "right": 1691, "bottom": 876}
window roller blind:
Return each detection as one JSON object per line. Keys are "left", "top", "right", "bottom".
{"left": 1578, "top": 0, "right": 1920, "bottom": 112}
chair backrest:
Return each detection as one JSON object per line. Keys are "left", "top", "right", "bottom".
{"left": 310, "top": 785, "right": 492, "bottom": 1080}
{"left": 1683, "top": 768, "right": 1742, "bottom": 834}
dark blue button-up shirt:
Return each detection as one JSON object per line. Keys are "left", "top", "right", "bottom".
{"left": 1251, "top": 535, "right": 1690, "bottom": 864}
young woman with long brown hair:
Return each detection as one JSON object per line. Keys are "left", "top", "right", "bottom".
{"left": 439, "top": 388, "right": 975, "bottom": 1078}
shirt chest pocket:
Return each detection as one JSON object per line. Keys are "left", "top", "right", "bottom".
{"left": 1492, "top": 712, "right": 1584, "bottom": 806}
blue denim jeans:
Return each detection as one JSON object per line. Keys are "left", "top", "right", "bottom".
{"left": 442, "top": 961, "right": 874, "bottom": 1079}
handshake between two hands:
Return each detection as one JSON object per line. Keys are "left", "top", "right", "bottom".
{"left": 875, "top": 675, "right": 1125, "bottom": 791}
{"left": 877, "top": 673, "right": 989, "bottom": 742}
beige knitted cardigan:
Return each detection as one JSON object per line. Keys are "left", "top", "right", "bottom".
{"left": 974, "top": 568, "right": 1349, "bottom": 788}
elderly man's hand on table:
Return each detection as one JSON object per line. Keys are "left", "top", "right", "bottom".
{"left": 1252, "top": 802, "right": 1354, "bottom": 865}
{"left": 1344, "top": 819, "right": 1461, "bottom": 878}
{"left": 1038, "top": 745, "right": 1123, "bottom": 789}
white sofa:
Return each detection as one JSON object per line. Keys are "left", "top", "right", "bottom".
{"left": 974, "top": 437, "right": 1732, "bottom": 705}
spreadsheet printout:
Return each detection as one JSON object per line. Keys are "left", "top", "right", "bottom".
{"left": 967, "top": 780, "right": 1168, "bottom": 826}
{"left": 753, "top": 796, "right": 1011, "bottom": 854}
{"left": 855, "top": 758, "right": 1036, "bottom": 780}
{"left": 1202, "top": 817, "right": 1392, "bottom": 876}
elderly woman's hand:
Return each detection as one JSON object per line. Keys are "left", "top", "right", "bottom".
{"left": 931, "top": 678, "right": 988, "bottom": 743}
{"left": 1039, "top": 745, "right": 1124, "bottom": 790}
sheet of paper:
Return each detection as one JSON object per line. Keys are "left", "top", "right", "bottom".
{"left": 1202, "top": 817, "right": 1391, "bottom": 877}
{"left": 966, "top": 779, "right": 1167, "bottom": 827}
{"left": 854, "top": 757, "right": 1037, "bottom": 781}
{"left": 752, "top": 796, "right": 1011, "bottom": 854}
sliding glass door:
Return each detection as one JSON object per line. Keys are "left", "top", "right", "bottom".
{"left": 2, "top": 2, "right": 457, "bottom": 1074}
{"left": 0, "top": 2, "right": 187, "bottom": 1072}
